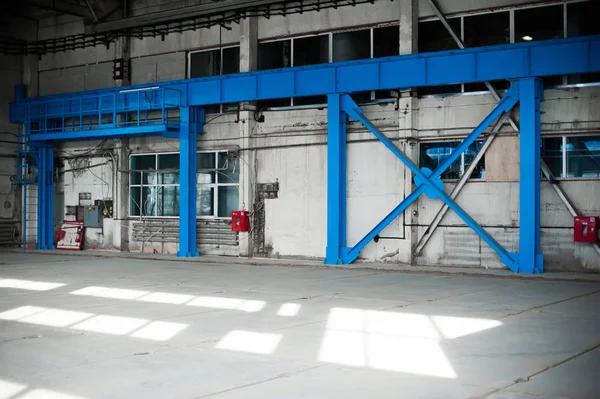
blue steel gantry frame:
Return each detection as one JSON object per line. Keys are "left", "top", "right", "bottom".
{"left": 9, "top": 35, "right": 600, "bottom": 272}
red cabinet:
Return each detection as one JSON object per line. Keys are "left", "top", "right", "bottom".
{"left": 574, "top": 216, "right": 598, "bottom": 243}
{"left": 232, "top": 211, "right": 250, "bottom": 232}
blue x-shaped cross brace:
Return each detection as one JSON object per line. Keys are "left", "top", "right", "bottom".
{"left": 336, "top": 83, "right": 522, "bottom": 271}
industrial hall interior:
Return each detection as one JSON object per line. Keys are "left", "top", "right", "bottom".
{"left": 0, "top": 0, "right": 599, "bottom": 398}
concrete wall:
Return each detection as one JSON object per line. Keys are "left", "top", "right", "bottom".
{"left": 16, "top": 0, "right": 600, "bottom": 271}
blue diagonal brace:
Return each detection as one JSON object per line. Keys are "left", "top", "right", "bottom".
{"left": 339, "top": 85, "right": 521, "bottom": 269}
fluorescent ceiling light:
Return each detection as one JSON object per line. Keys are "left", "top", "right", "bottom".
{"left": 119, "top": 86, "right": 159, "bottom": 94}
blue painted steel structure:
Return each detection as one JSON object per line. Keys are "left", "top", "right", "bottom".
{"left": 9, "top": 35, "right": 600, "bottom": 271}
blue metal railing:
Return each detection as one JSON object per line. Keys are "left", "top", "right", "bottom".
{"left": 26, "top": 87, "right": 182, "bottom": 136}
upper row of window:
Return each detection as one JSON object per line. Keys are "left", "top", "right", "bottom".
{"left": 189, "top": 0, "right": 600, "bottom": 110}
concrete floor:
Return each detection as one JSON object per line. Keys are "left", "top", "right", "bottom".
{"left": 0, "top": 252, "right": 599, "bottom": 399}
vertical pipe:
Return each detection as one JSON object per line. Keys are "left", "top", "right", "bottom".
{"left": 177, "top": 107, "right": 200, "bottom": 257}
{"left": 324, "top": 94, "right": 347, "bottom": 264}
{"left": 519, "top": 78, "right": 543, "bottom": 274}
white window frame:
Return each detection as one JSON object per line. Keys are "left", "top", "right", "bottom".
{"left": 542, "top": 134, "right": 600, "bottom": 180}
{"left": 129, "top": 150, "right": 239, "bottom": 219}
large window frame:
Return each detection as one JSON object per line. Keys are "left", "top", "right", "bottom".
{"left": 186, "top": 1, "right": 598, "bottom": 108}
{"left": 542, "top": 134, "right": 600, "bottom": 180}
{"left": 129, "top": 151, "right": 240, "bottom": 219}
{"left": 419, "top": 140, "right": 486, "bottom": 181}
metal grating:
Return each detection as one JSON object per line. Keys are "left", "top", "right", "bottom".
{"left": 132, "top": 219, "right": 239, "bottom": 246}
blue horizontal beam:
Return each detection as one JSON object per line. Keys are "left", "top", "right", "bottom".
{"left": 28, "top": 124, "right": 176, "bottom": 142}
{"left": 11, "top": 35, "right": 600, "bottom": 129}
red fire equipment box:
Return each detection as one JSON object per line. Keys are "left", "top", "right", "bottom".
{"left": 574, "top": 216, "right": 598, "bottom": 243}
{"left": 232, "top": 211, "right": 250, "bottom": 232}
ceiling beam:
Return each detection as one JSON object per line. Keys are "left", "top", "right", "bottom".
{"left": 88, "top": 0, "right": 293, "bottom": 33}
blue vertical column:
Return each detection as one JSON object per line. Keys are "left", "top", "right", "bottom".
{"left": 325, "top": 94, "right": 348, "bottom": 264}
{"left": 37, "top": 146, "right": 55, "bottom": 250}
{"left": 177, "top": 107, "right": 201, "bottom": 257}
{"left": 519, "top": 78, "right": 544, "bottom": 273}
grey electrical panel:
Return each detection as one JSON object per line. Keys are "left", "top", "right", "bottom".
{"left": 83, "top": 205, "right": 103, "bottom": 228}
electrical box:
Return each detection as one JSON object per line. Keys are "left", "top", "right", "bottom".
{"left": 84, "top": 205, "right": 103, "bottom": 228}
{"left": 574, "top": 216, "right": 598, "bottom": 243}
{"left": 232, "top": 211, "right": 249, "bottom": 232}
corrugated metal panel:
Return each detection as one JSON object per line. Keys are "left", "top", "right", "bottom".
{"left": 132, "top": 219, "right": 239, "bottom": 246}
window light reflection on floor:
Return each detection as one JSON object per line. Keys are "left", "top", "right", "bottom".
{"left": 0, "top": 306, "right": 187, "bottom": 341}
{"left": 70, "top": 286, "right": 267, "bottom": 312}
{"left": 0, "top": 379, "right": 90, "bottom": 399}
{"left": 71, "top": 286, "right": 149, "bottom": 300}
{"left": 216, "top": 330, "right": 283, "bottom": 354}
{"left": 318, "top": 307, "right": 503, "bottom": 379}
{"left": 277, "top": 303, "right": 301, "bottom": 317}
{"left": 0, "top": 278, "right": 66, "bottom": 291}
{"left": 18, "top": 389, "right": 90, "bottom": 399}
{"left": 0, "top": 379, "right": 27, "bottom": 399}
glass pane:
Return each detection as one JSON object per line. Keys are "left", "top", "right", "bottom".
{"left": 158, "top": 153, "right": 180, "bottom": 184}
{"left": 420, "top": 142, "right": 461, "bottom": 180}
{"left": 218, "top": 186, "right": 239, "bottom": 218}
{"left": 130, "top": 186, "right": 141, "bottom": 216}
{"left": 333, "top": 30, "right": 370, "bottom": 61}
{"left": 333, "top": 30, "right": 371, "bottom": 102}
{"left": 197, "top": 187, "right": 215, "bottom": 217}
{"left": 515, "top": 5, "right": 563, "bottom": 43}
{"left": 294, "top": 35, "right": 329, "bottom": 66}
{"left": 258, "top": 40, "right": 291, "bottom": 70}
{"left": 197, "top": 172, "right": 216, "bottom": 185}
{"left": 567, "top": 1, "right": 600, "bottom": 37}
{"left": 541, "top": 137, "right": 563, "bottom": 177}
{"left": 217, "top": 153, "right": 240, "bottom": 183}
{"left": 142, "top": 186, "right": 157, "bottom": 216}
{"left": 223, "top": 47, "right": 240, "bottom": 74}
{"left": 566, "top": 136, "right": 600, "bottom": 178}
{"left": 464, "top": 11, "right": 509, "bottom": 48}
{"left": 190, "top": 49, "right": 220, "bottom": 78}
{"left": 157, "top": 186, "right": 179, "bottom": 217}
{"left": 197, "top": 152, "right": 216, "bottom": 170}
{"left": 464, "top": 141, "right": 486, "bottom": 179}
{"left": 418, "top": 18, "right": 461, "bottom": 53}
{"left": 373, "top": 26, "right": 399, "bottom": 58}
{"left": 130, "top": 155, "right": 156, "bottom": 185}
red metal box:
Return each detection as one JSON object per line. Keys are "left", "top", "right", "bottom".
{"left": 232, "top": 211, "right": 250, "bottom": 232}
{"left": 574, "top": 216, "right": 598, "bottom": 243}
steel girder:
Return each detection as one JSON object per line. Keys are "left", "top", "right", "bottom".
{"left": 325, "top": 79, "right": 543, "bottom": 273}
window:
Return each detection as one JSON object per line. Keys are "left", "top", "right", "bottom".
{"left": 418, "top": 18, "right": 462, "bottom": 96}
{"left": 258, "top": 40, "right": 292, "bottom": 108}
{"left": 463, "top": 12, "right": 510, "bottom": 92}
{"left": 130, "top": 154, "right": 180, "bottom": 217}
{"left": 420, "top": 141, "right": 485, "bottom": 180}
{"left": 567, "top": 1, "right": 600, "bottom": 85}
{"left": 542, "top": 135, "right": 600, "bottom": 179}
{"left": 293, "top": 34, "right": 329, "bottom": 105}
{"left": 189, "top": 46, "right": 240, "bottom": 113}
{"left": 333, "top": 29, "right": 371, "bottom": 102}
{"left": 129, "top": 151, "right": 239, "bottom": 218}
{"left": 515, "top": 5, "right": 563, "bottom": 87}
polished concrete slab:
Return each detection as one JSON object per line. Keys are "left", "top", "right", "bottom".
{"left": 0, "top": 251, "right": 599, "bottom": 399}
